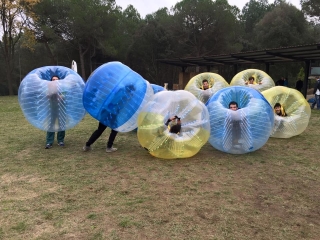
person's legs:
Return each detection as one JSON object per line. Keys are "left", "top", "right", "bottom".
{"left": 85, "top": 122, "right": 107, "bottom": 147}
{"left": 311, "top": 95, "right": 317, "bottom": 109}
{"left": 107, "top": 130, "right": 118, "bottom": 148}
{"left": 57, "top": 131, "right": 65, "bottom": 146}
{"left": 46, "top": 132, "right": 55, "bottom": 148}
{"left": 316, "top": 95, "right": 320, "bottom": 110}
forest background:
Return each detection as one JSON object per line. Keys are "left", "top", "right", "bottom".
{"left": 0, "top": 0, "right": 319, "bottom": 96}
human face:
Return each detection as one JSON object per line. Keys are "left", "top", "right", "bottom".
{"left": 52, "top": 76, "right": 59, "bottom": 81}
{"left": 203, "top": 81, "right": 209, "bottom": 89}
{"left": 248, "top": 79, "right": 254, "bottom": 84}
{"left": 274, "top": 106, "right": 281, "bottom": 114}
{"left": 229, "top": 104, "right": 238, "bottom": 111}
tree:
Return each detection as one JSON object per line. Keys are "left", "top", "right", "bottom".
{"left": 301, "top": 0, "right": 320, "bottom": 22}
{"left": 254, "top": 2, "right": 314, "bottom": 49}
{"left": 170, "top": 0, "right": 241, "bottom": 57}
{"left": 24, "top": 0, "right": 119, "bottom": 79}
{"left": 240, "top": 0, "right": 271, "bottom": 51}
{"left": 126, "top": 7, "right": 174, "bottom": 84}
{"left": 0, "top": 0, "right": 37, "bottom": 95}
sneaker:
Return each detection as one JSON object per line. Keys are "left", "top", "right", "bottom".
{"left": 106, "top": 147, "right": 117, "bottom": 153}
{"left": 45, "top": 144, "right": 52, "bottom": 149}
{"left": 58, "top": 142, "right": 65, "bottom": 147}
{"left": 83, "top": 145, "right": 92, "bottom": 152}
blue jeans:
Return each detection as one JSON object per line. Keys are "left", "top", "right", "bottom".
{"left": 46, "top": 131, "right": 65, "bottom": 144}
{"left": 312, "top": 95, "right": 320, "bottom": 109}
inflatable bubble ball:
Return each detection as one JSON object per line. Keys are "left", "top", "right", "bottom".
{"left": 262, "top": 86, "right": 311, "bottom": 138}
{"left": 18, "top": 66, "right": 86, "bottom": 132}
{"left": 137, "top": 90, "right": 210, "bottom": 159}
{"left": 206, "top": 86, "right": 274, "bottom": 154}
{"left": 151, "top": 84, "right": 167, "bottom": 94}
{"left": 185, "top": 72, "right": 229, "bottom": 103}
{"left": 230, "top": 69, "right": 275, "bottom": 92}
{"left": 83, "top": 62, "right": 154, "bottom": 132}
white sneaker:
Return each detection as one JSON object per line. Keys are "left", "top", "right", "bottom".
{"left": 83, "top": 145, "right": 92, "bottom": 152}
{"left": 106, "top": 147, "right": 117, "bottom": 153}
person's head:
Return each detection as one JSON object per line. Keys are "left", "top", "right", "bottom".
{"left": 51, "top": 75, "right": 59, "bottom": 81}
{"left": 274, "top": 103, "right": 282, "bottom": 114}
{"left": 202, "top": 79, "right": 209, "bottom": 89}
{"left": 248, "top": 77, "right": 254, "bottom": 84}
{"left": 229, "top": 101, "right": 238, "bottom": 111}
{"left": 169, "top": 116, "right": 181, "bottom": 134}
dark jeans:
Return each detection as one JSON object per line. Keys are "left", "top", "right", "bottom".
{"left": 312, "top": 94, "right": 320, "bottom": 109}
{"left": 46, "top": 131, "right": 65, "bottom": 144}
{"left": 86, "top": 122, "right": 118, "bottom": 148}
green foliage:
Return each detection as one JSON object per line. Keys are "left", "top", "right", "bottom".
{"left": 170, "top": 0, "right": 242, "bottom": 56}
{"left": 254, "top": 2, "right": 314, "bottom": 48}
{"left": 240, "top": 0, "right": 271, "bottom": 51}
{"left": 297, "top": 67, "right": 305, "bottom": 80}
{"left": 301, "top": 0, "right": 320, "bottom": 22}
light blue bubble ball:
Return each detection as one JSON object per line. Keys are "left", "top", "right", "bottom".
{"left": 18, "top": 66, "right": 86, "bottom": 132}
{"left": 83, "top": 62, "right": 154, "bottom": 132}
{"left": 206, "top": 86, "right": 274, "bottom": 154}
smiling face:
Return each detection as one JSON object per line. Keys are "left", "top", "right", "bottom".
{"left": 274, "top": 106, "right": 281, "bottom": 115}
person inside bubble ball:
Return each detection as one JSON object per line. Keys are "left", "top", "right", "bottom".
{"left": 83, "top": 122, "right": 118, "bottom": 153}
{"left": 229, "top": 101, "right": 239, "bottom": 111}
{"left": 245, "top": 76, "right": 262, "bottom": 86}
{"left": 201, "top": 79, "right": 210, "bottom": 90}
{"left": 228, "top": 101, "right": 242, "bottom": 147}
{"left": 165, "top": 116, "right": 181, "bottom": 134}
{"left": 45, "top": 75, "right": 66, "bottom": 149}
{"left": 274, "top": 103, "right": 287, "bottom": 117}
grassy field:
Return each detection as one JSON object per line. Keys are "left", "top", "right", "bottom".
{"left": 0, "top": 96, "right": 319, "bottom": 240}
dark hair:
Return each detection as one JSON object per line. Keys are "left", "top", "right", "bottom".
{"left": 229, "top": 101, "right": 238, "bottom": 108}
{"left": 202, "top": 79, "right": 208, "bottom": 83}
{"left": 51, "top": 75, "right": 59, "bottom": 81}
{"left": 249, "top": 77, "right": 254, "bottom": 81}
{"left": 274, "top": 102, "right": 281, "bottom": 108}
{"left": 170, "top": 124, "right": 181, "bottom": 134}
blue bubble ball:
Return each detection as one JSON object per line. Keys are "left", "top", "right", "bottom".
{"left": 18, "top": 66, "right": 86, "bottom": 132}
{"left": 83, "top": 62, "right": 154, "bottom": 132}
{"left": 151, "top": 84, "right": 166, "bottom": 94}
{"left": 206, "top": 86, "right": 274, "bottom": 154}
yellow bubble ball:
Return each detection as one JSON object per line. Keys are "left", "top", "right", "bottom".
{"left": 184, "top": 72, "right": 229, "bottom": 103}
{"left": 137, "top": 90, "right": 210, "bottom": 159}
{"left": 230, "top": 69, "right": 275, "bottom": 92}
{"left": 262, "top": 86, "right": 311, "bottom": 138}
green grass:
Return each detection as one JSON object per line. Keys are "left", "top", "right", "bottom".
{"left": 0, "top": 95, "right": 320, "bottom": 239}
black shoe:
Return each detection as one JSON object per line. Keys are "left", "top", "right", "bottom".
{"left": 45, "top": 144, "right": 52, "bottom": 149}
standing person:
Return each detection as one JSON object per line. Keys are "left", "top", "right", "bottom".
{"left": 276, "top": 77, "right": 285, "bottom": 86}
{"left": 228, "top": 101, "right": 241, "bottom": 148}
{"left": 83, "top": 122, "right": 118, "bottom": 152}
{"left": 45, "top": 75, "right": 66, "bottom": 149}
{"left": 312, "top": 77, "right": 320, "bottom": 110}
{"left": 295, "top": 79, "right": 303, "bottom": 92}
{"left": 283, "top": 77, "right": 288, "bottom": 87}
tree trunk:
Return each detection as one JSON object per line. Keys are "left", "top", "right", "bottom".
{"left": 44, "top": 41, "right": 57, "bottom": 65}
{"left": 79, "top": 43, "right": 89, "bottom": 80}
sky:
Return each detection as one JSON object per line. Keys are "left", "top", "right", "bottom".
{"left": 116, "top": 0, "right": 301, "bottom": 18}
